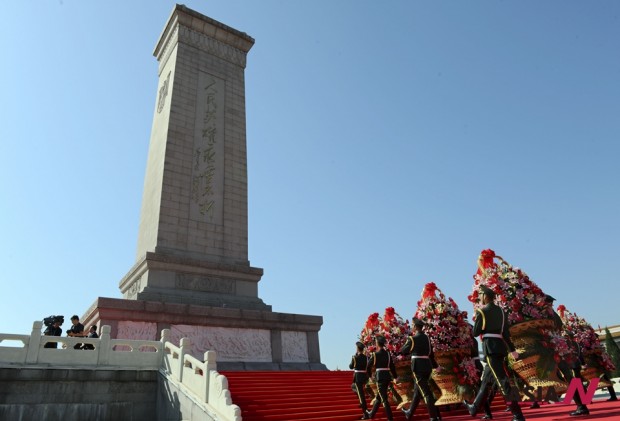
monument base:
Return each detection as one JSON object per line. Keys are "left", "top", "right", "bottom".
{"left": 81, "top": 297, "right": 327, "bottom": 371}
{"left": 119, "top": 251, "right": 272, "bottom": 311}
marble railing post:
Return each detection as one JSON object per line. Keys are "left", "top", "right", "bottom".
{"left": 25, "top": 321, "right": 43, "bottom": 364}
{"left": 204, "top": 350, "right": 216, "bottom": 403}
{"left": 97, "top": 325, "right": 112, "bottom": 365}
{"left": 179, "top": 337, "right": 191, "bottom": 382}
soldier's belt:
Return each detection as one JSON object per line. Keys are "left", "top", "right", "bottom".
{"left": 411, "top": 356, "right": 430, "bottom": 359}
{"left": 482, "top": 333, "right": 503, "bottom": 339}
{"left": 376, "top": 368, "right": 390, "bottom": 371}
{"left": 354, "top": 370, "right": 366, "bottom": 373}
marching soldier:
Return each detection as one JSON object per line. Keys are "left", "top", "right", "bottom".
{"left": 464, "top": 285, "right": 525, "bottom": 421}
{"left": 366, "top": 335, "right": 397, "bottom": 421}
{"left": 350, "top": 341, "right": 370, "bottom": 420}
{"left": 549, "top": 296, "right": 590, "bottom": 416}
{"left": 470, "top": 326, "right": 494, "bottom": 420}
{"left": 399, "top": 317, "right": 440, "bottom": 421}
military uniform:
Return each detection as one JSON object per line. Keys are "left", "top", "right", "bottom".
{"left": 465, "top": 288, "right": 525, "bottom": 421}
{"left": 350, "top": 343, "right": 370, "bottom": 419}
{"left": 548, "top": 295, "right": 590, "bottom": 416}
{"left": 471, "top": 335, "right": 494, "bottom": 419}
{"left": 366, "top": 339, "right": 397, "bottom": 421}
{"left": 399, "top": 323, "right": 440, "bottom": 421}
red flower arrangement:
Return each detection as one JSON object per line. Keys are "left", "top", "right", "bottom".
{"left": 414, "top": 282, "right": 478, "bottom": 397}
{"left": 557, "top": 304, "right": 616, "bottom": 373}
{"left": 359, "top": 307, "right": 411, "bottom": 362}
{"left": 415, "top": 282, "right": 474, "bottom": 352}
{"left": 468, "top": 249, "right": 554, "bottom": 324}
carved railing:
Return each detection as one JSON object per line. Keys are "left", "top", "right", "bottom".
{"left": 0, "top": 322, "right": 241, "bottom": 421}
{"left": 0, "top": 321, "right": 162, "bottom": 369}
{"left": 162, "top": 330, "right": 242, "bottom": 421}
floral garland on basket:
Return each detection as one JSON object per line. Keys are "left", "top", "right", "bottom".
{"left": 467, "top": 249, "right": 568, "bottom": 381}
{"left": 468, "top": 249, "right": 554, "bottom": 323}
{"left": 416, "top": 282, "right": 474, "bottom": 352}
{"left": 415, "top": 282, "right": 478, "bottom": 399}
{"left": 358, "top": 307, "right": 413, "bottom": 407}
{"left": 557, "top": 305, "right": 616, "bottom": 375}
{"left": 359, "top": 307, "right": 411, "bottom": 362}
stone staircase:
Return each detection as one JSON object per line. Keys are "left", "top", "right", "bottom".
{"left": 222, "top": 370, "right": 479, "bottom": 421}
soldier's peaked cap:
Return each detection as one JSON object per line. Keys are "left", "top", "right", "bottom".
{"left": 412, "top": 317, "right": 425, "bottom": 328}
{"left": 375, "top": 335, "right": 386, "bottom": 346}
{"left": 545, "top": 294, "right": 556, "bottom": 303}
{"left": 479, "top": 285, "right": 496, "bottom": 297}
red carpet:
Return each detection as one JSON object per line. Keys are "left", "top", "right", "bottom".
{"left": 222, "top": 370, "right": 620, "bottom": 421}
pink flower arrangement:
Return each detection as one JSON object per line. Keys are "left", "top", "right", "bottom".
{"left": 359, "top": 307, "right": 411, "bottom": 361}
{"left": 459, "top": 358, "right": 479, "bottom": 386}
{"left": 415, "top": 282, "right": 474, "bottom": 352}
{"left": 468, "top": 249, "right": 554, "bottom": 324}
{"left": 545, "top": 329, "right": 574, "bottom": 362}
{"left": 557, "top": 304, "right": 616, "bottom": 373}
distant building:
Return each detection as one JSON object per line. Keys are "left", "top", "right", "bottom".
{"left": 596, "top": 324, "right": 620, "bottom": 348}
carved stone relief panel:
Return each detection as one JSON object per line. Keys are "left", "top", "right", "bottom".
{"left": 281, "top": 331, "right": 309, "bottom": 363}
{"left": 170, "top": 325, "right": 272, "bottom": 362}
{"left": 117, "top": 321, "right": 158, "bottom": 341}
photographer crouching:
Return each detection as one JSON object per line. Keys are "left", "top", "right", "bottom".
{"left": 66, "top": 315, "right": 86, "bottom": 349}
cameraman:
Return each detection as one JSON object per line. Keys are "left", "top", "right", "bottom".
{"left": 43, "top": 318, "right": 63, "bottom": 348}
{"left": 66, "top": 315, "right": 85, "bottom": 349}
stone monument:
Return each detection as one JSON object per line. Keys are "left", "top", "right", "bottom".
{"left": 82, "top": 5, "right": 325, "bottom": 370}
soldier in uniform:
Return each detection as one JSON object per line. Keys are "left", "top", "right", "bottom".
{"left": 399, "top": 317, "right": 440, "bottom": 421}
{"left": 350, "top": 341, "right": 370, "bottom": 420}
{"left": 464, "top": 285, "right": 525, "bottom": 421}
{"left": 366, "top": 335, "right": 397, "bottom": 421}
{"left": 470, "top": 325, "right": 494, "bottom": 420}
{"left": 549, "top": 296, "right": 590, "bottom": 416}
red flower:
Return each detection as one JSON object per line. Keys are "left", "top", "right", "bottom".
{"left": 480, "top": 249, "right": 496, "bottom": 259}
{"left": 557, "top": 305, "right": 566, "bottom": 319}
{"left": 422, "top": 282, "right": 438, "bottom": 299}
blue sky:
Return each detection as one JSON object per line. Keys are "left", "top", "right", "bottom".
{"left": 1, "top": 1, "right": 618, "bottom": 371}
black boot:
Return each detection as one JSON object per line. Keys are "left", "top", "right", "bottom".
{"left": 464, "top": 400, "right": 477, "bottom": 417}
{"left": 367, "top": 400, "right": 379, "bottom": 419}
{"left": 401, "top": 407, "right": 412, "bottom": 421}
{"left": 569, "top": 405, "right": 589, "bottom": 416}
{"left": 508, "top": 401, "right": 524, "bottom": 421}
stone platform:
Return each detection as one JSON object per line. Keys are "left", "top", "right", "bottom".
{"left": 81, "top": 297, "right": 326, "bottom": 370}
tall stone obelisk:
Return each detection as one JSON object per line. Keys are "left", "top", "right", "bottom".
{"left": 122, "top": 5, "right": 268, "bottom": 311}
{"left": 83, "top": 5, "right": 325, "bottom": 370}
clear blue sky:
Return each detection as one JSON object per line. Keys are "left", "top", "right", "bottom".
{"left": 1, "top": 1, "right": 618, "bottom": 371}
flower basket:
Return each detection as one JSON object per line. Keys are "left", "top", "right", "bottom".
{"left": 393, "top": 360, "right": 414, "bottom": 409}
{"left": 558, "top": 305, "right": 617, "bottom": 390}
{"left": 581, "top": 351, "right": 615, "bottom": 389}
{"left": 415, "top": 282, "right": 477, "bottom": 405}
{"left": 359, "top": 308, "right": 412, "bottom": 407}
{"left": 470, "top": 250, "right": 571, "bottom": 393}
{"left": 366, "top": 362, "right": 411, "bottom": 408}
{"left": 431, "top": 349, "right": 473, "bottom": 405}
{"left": 509, "top": 319, "right": 567, "bottom": 392}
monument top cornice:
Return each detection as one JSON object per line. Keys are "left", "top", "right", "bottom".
{"left": 154, "top": 4, "right": 255, "bottom": 60}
